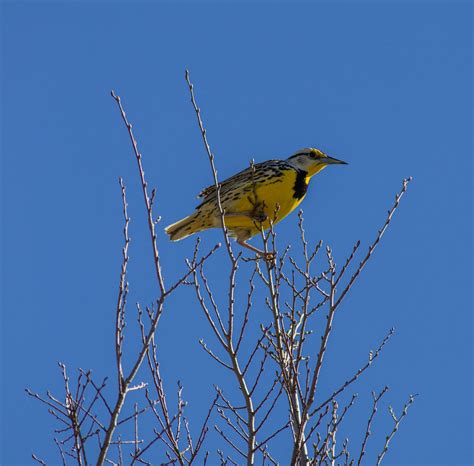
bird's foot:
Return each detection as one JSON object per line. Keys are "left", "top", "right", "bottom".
{"left": 237, "top": 240, "right": 276, "bottom": 264}
{"left": 257, "top": 250, "right": 276, "bottom": 265}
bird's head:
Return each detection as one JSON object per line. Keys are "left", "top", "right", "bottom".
{"left": 287, "top": 148, "right": 347, "bottom": 177}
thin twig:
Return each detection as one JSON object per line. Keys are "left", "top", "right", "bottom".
{"left": 357, "top": 386, "right": 389, "bottom": 466}
{"left": 375, "top": 394, "right": 417, "bottom": 466}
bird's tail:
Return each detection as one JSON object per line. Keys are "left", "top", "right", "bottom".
{"left": 165, "top": 211, "right": 207, "bottom": 241}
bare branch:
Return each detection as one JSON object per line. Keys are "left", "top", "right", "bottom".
{"left": 215, "top": 425, "right": 247, "bottom": 458}
{"left": 335, "top": 177, "right": 412, "bottom": 309}
{"left": 184, "top": 69, "right": 235, "bottom": 262}
{"left": 375, "top": 394, "right": 417, "bottom": 466}
{"left": 199, "top": 339, "right": 234, "bottom": 370}
{"left": 357, "top": 386, "right": 389, "bottom": 466}
{"left": 312, "top": 329, "right": 395, "bottom": 415}
{"left": 115, "top": 177, "right": 130, "bottom": 392}
{"left": 31, "top": 454, "right": 47, "bottom": 465}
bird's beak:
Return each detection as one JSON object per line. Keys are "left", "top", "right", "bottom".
{"left": 324, "top": 156, "right": 348, "bottom": 165}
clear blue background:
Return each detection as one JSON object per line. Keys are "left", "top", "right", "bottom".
{"left": 1, "top": 1, "right": 472, "bottom": 465}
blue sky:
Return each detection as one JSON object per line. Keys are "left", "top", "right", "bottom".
{"left": 1, "top": 1, "right": 472, "bottom": 465}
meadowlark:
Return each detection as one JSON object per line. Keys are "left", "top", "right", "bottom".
{"left": 165, "top": 148, "right": 347, "bottom": 256}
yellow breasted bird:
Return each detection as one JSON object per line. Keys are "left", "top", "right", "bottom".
{"left": 165, "top": 148, "right": 347, "bottom": 255}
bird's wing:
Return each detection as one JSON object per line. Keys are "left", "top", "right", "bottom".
{"left": 197, "top": 167, "right": 253, "bottom": 199}
{"left": 197, "top": 162, "right": 266, "bottom": 201}
{"left": 195, "top": 160, "right": 295, "bottom": 209}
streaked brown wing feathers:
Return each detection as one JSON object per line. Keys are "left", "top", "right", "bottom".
{"left": 196, "top": 160, "right": 293, "bottom": 208}
{"left": 197, "top": 166, "right": 254, "bottom": 200}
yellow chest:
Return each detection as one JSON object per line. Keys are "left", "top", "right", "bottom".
{"left": 224, "top": 169, "right": 308, "bottom": 232}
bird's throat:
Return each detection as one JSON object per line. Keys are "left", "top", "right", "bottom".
{"left": 307, "top": 163, "right": 328, "bottom": 177}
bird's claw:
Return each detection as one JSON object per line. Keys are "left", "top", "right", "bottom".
{"left": 257, "top": 250, "right": 276, "bottom": 265}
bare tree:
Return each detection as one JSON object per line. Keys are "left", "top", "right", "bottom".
{"left": 27, "top": 72, "right": 415, "bottom": 465}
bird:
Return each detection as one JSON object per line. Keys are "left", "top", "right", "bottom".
{"left": 165, "top": 148, "right": 347, "bottom": 257}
